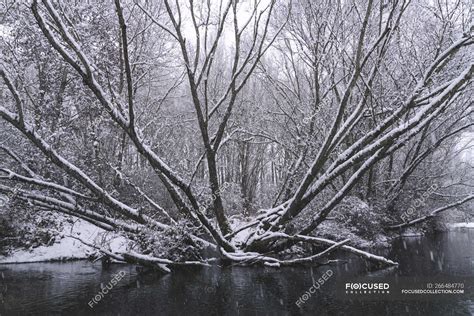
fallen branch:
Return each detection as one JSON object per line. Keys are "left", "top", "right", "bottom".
{"left": 222, "top": 237, "right": 388, "bottom": 268}
{"left": 67, "top": 234, "right": 213, "bottom": 274}
{"left": 277, "top": 239, "right": 350, "bottom": 265}
{"left": 258, "top": 233, "right": 398, "bottom": 267}
{"left": 0, "top": 168, "right": 95, "bottom": 201}
{"left": 387, "top": 193, "right": 474, "bottom": 230}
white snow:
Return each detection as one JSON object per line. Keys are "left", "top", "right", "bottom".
{"left": 0, "top": 218, "right": 127, "bottom": 264}
{"left": 447, "top": 222, "right": 474, "bottom": 229}
{"left": 228, "top": 215, "right": 255, "bottom": 246}
{"left": 400, "top": 232, "right": 424, "bottom": 237}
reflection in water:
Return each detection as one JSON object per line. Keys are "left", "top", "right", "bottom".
{"left": 0, "top": 230, "right": 473, "bottom": 315}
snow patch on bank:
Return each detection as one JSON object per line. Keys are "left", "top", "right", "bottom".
{"left": 447, "top": 222, "right": 474, "bottom": 229}
{"left": 228, "top": 215, "right": 254, "bottom": 246}
{"left": 0, "top": 219, "right": 127, "bottom": 264}
{"left": 400, "top": 232, "right": 424, "bottom": 237}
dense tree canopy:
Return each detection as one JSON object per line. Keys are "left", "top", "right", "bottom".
{"left": 0, "top": 0, "right": 472, "bottom": 270}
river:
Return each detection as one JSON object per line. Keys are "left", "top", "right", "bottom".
{"left": 0, "top": 229, "right": 473, "bottom": 315}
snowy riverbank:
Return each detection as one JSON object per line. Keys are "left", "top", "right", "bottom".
{"left": 2, "top": 216, "right": 472, "bottom": 264}
{"left": 0, "top": 219, "right": 126, "bottom": 264}
{"left": 446, "top": 222, "right": 474, "bottom": 229}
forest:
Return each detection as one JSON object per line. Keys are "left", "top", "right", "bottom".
{"left": 0, "top": 0, "right": 473, "bottom": 273}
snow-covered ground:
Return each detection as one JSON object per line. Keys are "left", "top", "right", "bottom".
{"left": 400, "top": 232, "right": 424, "bottom": 237}
{"left": 228, "top": 215, "right": 254, "bottom": 247}
{"left": 447, "top": 222, "right": 474, "bottom": 229}
{"left": 0, "top": 219, "right": 127, "bottom": 264}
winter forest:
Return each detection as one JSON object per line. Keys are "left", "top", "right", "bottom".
{"left": 0, "top": 0, "right": 473, "bottom": 282}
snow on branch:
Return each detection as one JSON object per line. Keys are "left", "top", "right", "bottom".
{"left": 387, "top": 194, "right": 474, "bottom": 230}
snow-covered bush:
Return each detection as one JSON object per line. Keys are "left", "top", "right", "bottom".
{"left": 134, "top": 220, "right": 203, "bottom": 261}
{"left": 333, "top": 196, "right": 383, "bottom": 239}
{"left": 0, "top": 201, "right": 61, "bottom": 255}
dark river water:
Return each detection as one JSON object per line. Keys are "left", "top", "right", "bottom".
{"left": 0, "top": 229, "right": 473, "bottom": 315}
